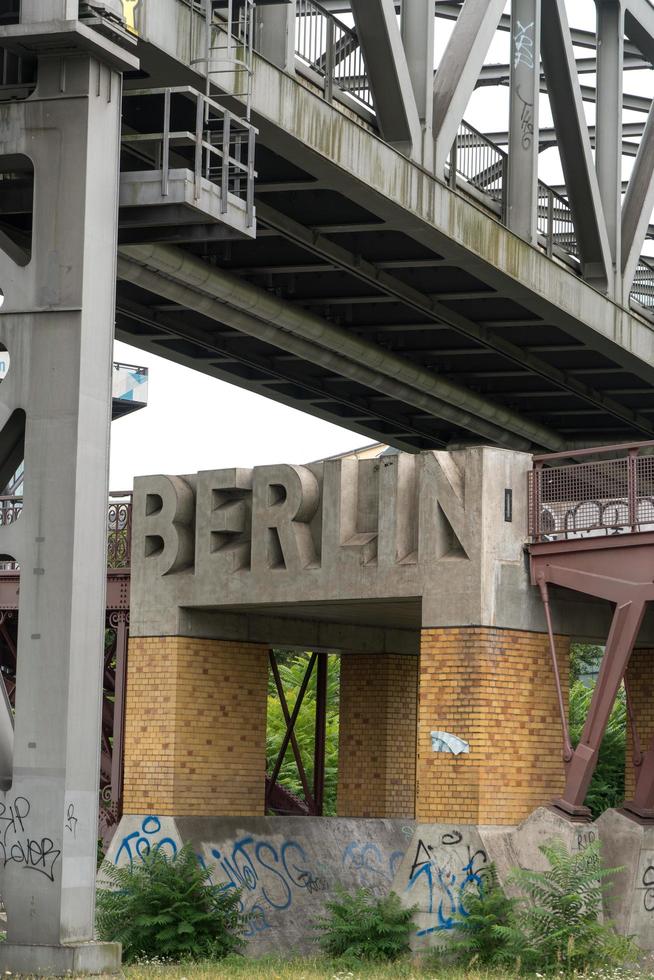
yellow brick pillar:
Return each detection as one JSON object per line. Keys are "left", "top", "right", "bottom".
{"left": 123, "top": 637, "right": 269, "bottom": 816}
{"left": 417, "top": 628, "right": 569, "bottom": 825}
{"left": 625, "top": 649, "right": 654, "bottom": 799}
{"left": 337, "top": 654, "right": 418, "bottom": 818}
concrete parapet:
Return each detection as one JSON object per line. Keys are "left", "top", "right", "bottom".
{"left": 0, "top": 942, "right": 121, "bottom": 977}
{"left": 596, "top": 808, "right": 654, "bottom": 950}
{"left": 105, "top": 807, "right": 644, "bottom": 955}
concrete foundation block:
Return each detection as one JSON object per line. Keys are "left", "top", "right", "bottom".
{"left": 596, "top": 808, "right": 654, "bottom": 949}
{"left": 0, "top": 941, "right": 122, "bottom": 976}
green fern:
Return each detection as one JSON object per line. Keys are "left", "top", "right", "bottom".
{"left": 508, "top": 838, "right": 636, "bottom": 974}
{"left": 314, "top": 888, "right": 415, "bottom": 962}
{"left": 96, "top": 844, "right": 246, "bottom": 963}
{"left": 443, "top": 865, "right": 521, "bottom": 967}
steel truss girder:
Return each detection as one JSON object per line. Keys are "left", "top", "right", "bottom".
{"left": 531, "top": 532, "right": 654, "bottom": 820}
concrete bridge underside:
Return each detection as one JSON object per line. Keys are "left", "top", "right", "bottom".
{"left": 110, "top": 0, "right": 654, "bottom": 453}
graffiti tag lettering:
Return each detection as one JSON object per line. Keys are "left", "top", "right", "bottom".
{"left": 115, "top": 815, "right": 178, "bottom": 866}
{"left": 405, "top": 836, "right": 488, "bottom": 936}
{"left": 0, "top": 797, "right": 61, "bottom": 882}
{"left": 514, "top": 20, "right": 535, "bottom": 70}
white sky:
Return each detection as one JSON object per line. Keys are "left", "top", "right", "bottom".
{"left": 108, "top": 0, "right": 654, "bottom": 489}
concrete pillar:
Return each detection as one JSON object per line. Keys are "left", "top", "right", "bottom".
{"left": 123, "top": 637, "right": 269, "bottom": 816}
{"left": 507, "top": 0, "right": 541, "bottom": 241}
{"left": 625, "top": 649, "right": 654, "bottom": 801}
{"left": 416, "top": 627, "right": 569, "bottom": 825}
{"left": 337, "top": 653, "right": 417, "bottom": 818}
{"left": 0, "top": 51, "right": 123, "bottom": 974}
{"left": 401, "top": 0, "right": 435, "bottom": 170}
{"left": 255, "top": 2, "right": 296, "bottom": 72}
{"left": 595, "top": 0, "right": 624, "bottom": 295}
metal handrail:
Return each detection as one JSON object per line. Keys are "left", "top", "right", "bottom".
{"left": 294, "top": 0, "right": 373, "bottom": 111}
{"left": 123, "top": 86, "right": 257, "bottom": 228}
{"left": 528, "top": 444, "right": 654, "bottom": 541}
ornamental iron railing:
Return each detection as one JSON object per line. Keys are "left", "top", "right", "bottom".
{"left": 528, "top": 442, "right": 654, "bottom": 541}
{"left": 0, "top": 492, "right": 133, "bottom": 570}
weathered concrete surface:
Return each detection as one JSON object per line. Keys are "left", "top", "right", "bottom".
{"left": 596, "top": 808, "right": 654, "bottom": 950}
{"left": 106, "top": 808, "right": 649, "bottom": 955}
{"left": 129, "top": 447, "right": 649, "bottom": 645}
{"left": 104, "top": 815, "right": 415, "bottom": 955}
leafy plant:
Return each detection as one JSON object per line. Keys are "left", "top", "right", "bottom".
{"left": 314, "top": 888, "right": 415, "bottom": 962}
{"left": 267, "top": 652, "right": 340, "bottom": 814}
{"left": 441, "top": 865, "right": 519, "bottom": 967}
{"left": 433, "top": 839, "right": 636, "bottom": 976}
{"left": 508, "top": 838, "right": 635, "bottom": 974}
{"left": 96, "top": 844, "right": 246, "bottom": 963}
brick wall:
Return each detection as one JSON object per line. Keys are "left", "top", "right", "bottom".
{"left": 625, "top": 649, "right": 654, "bottom": 800}
{"left": 337, "top": 653, "right": 418, "bottom": 818}
{"left": 417, "top": 627, "right": 569, "bottom": 826}
{"left": 123, "top": 636, "right": 269, "bottom": 816}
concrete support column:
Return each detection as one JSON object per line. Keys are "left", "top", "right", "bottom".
{"left": 595, "top": 0, "right": 624, "bottom": 294}
{"left": 337, "top": 653, "right": 417, "bottom": 818}
{"left": 507, "top": 0, "right": 541, "bottom": 241}
{"left": 416, "top": 628, "right": 569, "bottom": 825}
{"left": 0, "top": 50, "right": 123, "bottom": 973}
{"left": 625, "top": 649, "right": 654, "bottom": 801}
{"left": 401, "top": 0, "right": 435, "bottom": 170}
{"left": 123, "top": 637, "right": 269, "bottom": 816}
{"left": 255, "top": 2, "right": 296, "bottom": 72}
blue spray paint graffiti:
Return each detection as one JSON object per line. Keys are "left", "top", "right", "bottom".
{"left": 405, "top": 833, "right": 488, "bottom": 937}
{"left": 341, "top": 841, "right": 405, "bottom": 888}
{"left": 204, "top": 836, "right": 327, "bottom": 938}
{"left": 114, "top": 816, "right": 178, "bottom": 866}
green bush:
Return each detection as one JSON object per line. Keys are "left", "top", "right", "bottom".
{"left": 96, "top": 844, "right": 246, "bottom": 963}
{"left": 314, "top": 888, "right": 415, "bottom": 962}
{"left": 436, "top": 838, "right": 636, "bottom": 975}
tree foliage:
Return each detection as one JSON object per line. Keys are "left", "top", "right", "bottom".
{"left": 96, "top": 845, "right": 246, "bottom": 962}
{"left": 266, "top": 651, "right": 340, "bottom": 814}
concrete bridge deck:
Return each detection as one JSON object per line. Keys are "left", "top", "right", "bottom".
{"left": 107, "top": 0, "right": 654, "bottom": 452}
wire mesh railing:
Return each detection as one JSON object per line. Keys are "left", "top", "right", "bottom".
{"left": 528, "top": 442, "right": 654, "bottom": 541}
{"left": 294, "top": 0, "right": 373, "bottom": 111}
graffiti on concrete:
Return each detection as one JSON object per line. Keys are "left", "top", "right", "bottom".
{"left": 0, "top": 796, "right": 61, "bottom": 883}
{"left": 639, "top": 862, "right": 654, "bottom": 913}
{"left": 341, "top": 841, "right": 405, "bottom": 890}
{"left": 205, "top": 836, "right": 327, "bottom": 937}
{"left": 114, "top": 815, "right": 178, "bottom": 866}
{"left": 404, "top": 831, "right": 488, "bottom": 936}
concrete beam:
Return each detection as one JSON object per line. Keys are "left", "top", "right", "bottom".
{"left": 595, "top": 0, "right": 625, "bottom": 286}
{"left": 507, "top": 0, "right": 540, "bottom": 243}
{"left": 540, "top": 0, "right": 612, "bottom": 289}
{"left": 118, "top": 244, "right": 560, "bottom": 449}
{"left": 349, "top": 0, "right": 422, "bottom": 156}
{"left": 622, "top": 104, "right": 654, "bottom": 299}
{"left": 432, "top": 0, "right": 506, "bottom": 176}
{"left": 401, "top": 0, "right": 435, "bottom": 167}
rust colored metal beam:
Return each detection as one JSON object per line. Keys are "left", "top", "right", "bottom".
{"left": 313, "top": 652, "right": 328, "bottom": 816}
{"left": 530, "top": 533, "right": 654, "bottom": 820}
